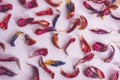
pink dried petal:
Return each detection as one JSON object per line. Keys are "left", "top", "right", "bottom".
{"left": 0, "top": 4, "right": 13, "bottom": 12}
{"left": 74, "top": 53, "right": 94, "bottom": 68}
{"left": 17, "top": 18, "right": 34, "bottom": 27}
{"left": 30, "top": 48, "right": 48, "bottom": 58}
{"left": 111, "top": 71, "right": 119, "bottom": 80}
{"left": 39, "top": 57, "right": 55, "bottom": 79}
{"left": 18, "top": 0, "right": 26, "bottom": 6}
{"left": 35, "top": 8, "right": 54, "bottom": 16}
{"left": 61, "top": 68, "right": 80, "bottom": 78}
{"left": 26, "top": 0, "right": 38, "bottom": 9}
{"left": 92, "top": 42, "right": 108, "bottom": 52}
{"left": 80, "top": 35, "right": 91, "bottom": 53}
{"left": 85, "top": 66, "right": 105, "bottom": 79}
{"left": 63, "top": 38, "right": 76, "bottom": 55}
{"left": 35, "top": 27, "right": 56, "bottom": 35}
{"left": 104, "top": 45, "right": 115, "bottom": 63}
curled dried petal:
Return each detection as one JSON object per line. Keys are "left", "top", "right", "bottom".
{"left": 0, "top": 13, "right": 12, "bottom": 30}
{"left": 29, "top": 48, "right": 48, "bottom": 58}
{"left": 35, "top": 27, "right": 56, "bottom": 35}
{"left": 9, "top": 31, "right": 24, "bottom": 47}
{"left": 92, "top": 42, "right": 108, "bottom": 52}
{"left": 80, "top": 35, "right": 91, "bottom": 53}
{"left": 17, "top": 18, "right": 34, "bottom": 27}
{"left": 74, "top": 53, "right": 94, "bottom": 68}
{"left": 53, "top": 9, "right": 60, "bottom": 28}
{"left": 61, "top": 68, "right": 80, "bottom": 78}
{"left": 110, "top": 14, "right": 120, "bottom": 20}
{"left": 108, "top": 5, "right": 118, "bottom": 10}
{"left": 0, "top": 57, "right": 21, "bottom": 70}
{"left": 85, "top": 66, "right": 105, "bottom": 79}
{"left": 78, "top": 15, "right": 88, "bottom": 30}
{"left": 0, "top": 42, "right": 5, "bottom": 52}
{"left": 0, "top": 65, "right": 17, "bottom": 77}
{"left": 45, "top": 60, "right": 65, "bottom": 67}
{"left": 111, "top": 71, "right": 119, "bottom": 80}
{"left": 52, "top": 33, "right": 62, "bottom": 49}
{"left": 39, "top": 57, "right": 55, "bottom": 79}
{"left": 35, "top": 8, "right": 54, "bottom": 16}
{"left": 27, "top": 64, "right": 39, "bottom": 80}
{"left": 104, "top": 45, "right": 115, "bottom": 63}
{"left": 63, "top": 38, "right": 76, "bottom": 55}
{"left": 66, "top": 0, "right": 75, "bottom": 19}
{"left": 0, "top": 4, "right": 13, "bottom": 12}
{"left": 45, "top": 0, "right": 62, "bottom": 7}
{"left": 83, "top": 1, "right": 96, "bottom": 12}
{"left": 26, "top": 0, "right": 38, "bottom": 9}
{"left": 25, "top": 34, "right": 36, "bottom": 46}
{"left": 31, "top": 20, "right": 50, "bottom": 28}
{"left": 67, "top": 18, "right": 80, "bottom": 33}
{"left": 90, "top": 28, "right": 112, "bottom": 34}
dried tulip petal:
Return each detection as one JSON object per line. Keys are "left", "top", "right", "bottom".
{"left": 27, "top": 64, "right": 39, "bottom": 80}
{"left": 90, "top": 28, "right": 112, "bottom": 34}
{"left": 67, "top": 18, "right": 80, "bottom": 33}
{"left": 83, "top": 1, "right": 97, "bottom": 12}
{"left": 45, "top": 60, "right": 65, "bottom": 67}
{"left": 18, "top": 0, "right": 26, "bottom": 6}
{"left": 104, "top": 45, "right": 115, "bottom": 63}
{"left": 110, "top": 14, "right": 120, "bottom": 20}
{"left": 45, "top": 0, "right": 62, "bottom": 7}
{"left": 0, "top": 57, "right": 21, "bottom": 70}
{"left": 111, "top": 71, "right": 119, "bottom": 80}
{"left": 51, "top": 33, "right": 62, "bottom": 49}
{"left": 39, "top": 57, "right": 55, "bottom": 79}
{"left": 0, "top": 13, "right": 12, "bottom": 30}
{"left": 26, "top": 0, "right": 38, "bottom": 9}
{"left": 74, "top": 53, "right": 94, "bottom": 68}
{"left": 92, "top": 42, "right": 108, "bottom": 52}
{"left": 53, "top": 9, "right": 60, "bottom": 28}
{"left": 35, "top": 27, "right": 56, "bottom": 35}
{"left": 61, "top": 68, "right": 80, "bottom": 78}
{"left": 0, "top": 42, "right": 5, "bottom": 52}
{"left": 0, "top": 4, "right": 13, "bottom": 12}
{"left": 25, "top": 34, "right": 36, "bottom": 46}
{"left": 63, "top": 38, "right": 76, "bottom": 55}
{"left": 17, "top": 18, "right": 34, "bottom": 27}
{"left": 80, "top": 35, "right": 91, "bottom": 53}
{"left": 66, "top": 0, "right": 75, "bottom": 19}
{"left": 35, "top": 8, "right": 53, "bottom": 16}
{"left": 85, "top": 66, "right": 105, "bottom": 79}
{"left": 29, "top": 48, "right": 48, "bottom": 58}
{"left": 9, "top": 31, "right": 24, "bottom": 47}
{"left": 78, "top": 15, "right": 88, "bottom": 30}
{"left": 0, "top": 65, "right": 17, "bottom": 77}
{"left": 31, "top": 20, "right": 50, "bottom": 28}
{"left": 108, "top": 5, "right": 118, "bottom": 10}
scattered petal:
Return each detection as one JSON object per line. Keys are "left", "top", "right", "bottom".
{"left": 0, "top": 42, "right": 5, "bottom": 52}
{"left": 92, "top": 42, "right": 108, "bottom": 52}
{"left": 45, "top": 0, "right": 62, "bottom": 7}
{"left": 39, "top": 57, "right": 55, "bottom": 79}
{"left": 45, "top": 60, "right": 65, "bottom": 67}
{"left": 25, "top": 34, "right": 36, "bottom": 46}
{"left": 29, "top": 48, "right": 48, "bottom": 58}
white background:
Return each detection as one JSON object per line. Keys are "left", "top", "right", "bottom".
{"left": 0, "top": 0, "right": 120, "bottom": 80}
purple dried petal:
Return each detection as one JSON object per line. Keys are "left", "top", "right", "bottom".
{"left": 90, "top": 28, "right": 112, "bottom": 34}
